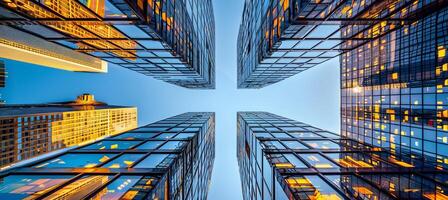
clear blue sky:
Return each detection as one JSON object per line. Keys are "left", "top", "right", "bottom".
{"left": 0, "top": 0, "right": 340, "bottom": 199}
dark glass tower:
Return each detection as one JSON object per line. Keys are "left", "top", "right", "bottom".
{"left": 237, "top": 0, "right": 447, "bottom": 88}
{"left": 0, "top": 0, "right": 215, "bottom": 89}
{"left": 0, "top": 112, "right": 215, "bottom": 199}
{"left": 237, "top": 112, "right": 448, "bottom": 199}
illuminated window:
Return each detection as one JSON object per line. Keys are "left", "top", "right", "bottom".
{"left": 299, "top": 153, "right": 338, "bottom": 169}
{"left": 286, "top": 175, "right": 344, "bottom": 199}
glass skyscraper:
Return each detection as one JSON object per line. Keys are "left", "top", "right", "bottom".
{"left": 0, "top": 94, "right": 137, "bottom": 170}
{"left": 0, "top": 0, "right": 215, "bottom": 89}
{"left": 0, "top": 112, "right": 215, "bottom": 199}
{"left": 237, "top": 112, "right": 448, "bottom": 199}
{"left": 341, "top": 3, "right": 448, "bottom": 169}
{"left": 237, "top": 0, "right": 447, "bottom": 88}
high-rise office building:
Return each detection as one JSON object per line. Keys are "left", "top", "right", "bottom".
{"left": 0, "top": 0, "right": 215, "bottom": 88}
{"left": 0, "top": 112, "right": 215, "bottom": 199}
{"left": 0, "top": 94, "right": 137, "bottom": 169}
{"left": 237, "top": 0, "right": 447, "bottom": 88}
{"left": 237, "top": 112, "right": 447, "bottom": 199}
{"left": 341, "top": 3, "right": 448, "bottom": 169}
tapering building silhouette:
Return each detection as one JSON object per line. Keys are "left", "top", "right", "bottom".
{"left": 0, "top": 94, "right": 137, "bottom": 169}
{"left": 0, "top": 112, "right": 215, "bottom": 199}
{"left": 237, "top": 0, "right": 447, "bottom": 88}
{"left": 0, "top": 0, "right": 215, "bottom": 88}
{"left": 237, "top": 112, "right": 447, "bottom": 199}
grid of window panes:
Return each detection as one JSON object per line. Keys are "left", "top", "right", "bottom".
{"left": 0, "top": 0, "right": 215, "bottom": 89}
{"left": 0, "top": 112, "right": 215, "bottom": 199}
{"left": 237, "top": 112, "right": 448, "bottom": 200}
{"left": 341, "top": 5, "right": 448, "bottom": 170}
{"left": 0, "top": 105, "right": 137, "bottom": 169}
{"left": 237, "top": 0, "right": 445, "bottom": 88}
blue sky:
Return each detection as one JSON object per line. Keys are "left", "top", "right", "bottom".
{"left": 0, "top": 0, "right": 340, "bottom": 199}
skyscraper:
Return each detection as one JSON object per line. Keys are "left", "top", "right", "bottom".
{"left": 341, "top": 3, "right": 448, "bottom": 170}
{"left": 0, "top": 112, "right": 215, "bottom": 199}
{"left": 0, "top": 0, "right": 215, "bottom": 88}
{"left": 0, "top": 94, "right": 137, "bottom": 169}
{"left": 237, "top": 112, "right": 447, "bottom": 199}
{"left": 237, "top": 0, "right": 447, "bottom": 88}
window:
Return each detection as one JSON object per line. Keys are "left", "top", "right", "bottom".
{"left": 82, "top": 140, "right": 141, "bottom": 150}
{"left": 0, "top": 175, "right": 72, "bottom": 199}
{"left": 299, "top": 154, "right": 338, "bottom": 169}
{"left": 133, "top": 154, "right": 172, "bottom": 168}
{"left": 34, "top": 153, "right": 116, "bottom": 168}
{"left": 103, "top": 154, "right": 146, "bottom": 168}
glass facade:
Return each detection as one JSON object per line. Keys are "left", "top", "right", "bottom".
{"left": 0, "top": 94, "right": 137, "bottom": 169}
{"left": 0, "top": 112, "right": 215, "bottom": 199}
{"left": 237, "top": 0, "right": 447, "bottom": 88}
{"left": 237, "top": 112, "right": 448, "bottom": 199}
{"left": 341, "top": 4, "right": 448, "bottom": 170}
{"left": 0, "top": 0, "right": 215, "bottom": 89}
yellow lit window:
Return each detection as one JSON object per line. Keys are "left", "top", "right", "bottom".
{"left": 392, "top": 72, "right": 398, "bottom": 80}
{"left": 439, "top": 46, "right": 446, "bottom": 58}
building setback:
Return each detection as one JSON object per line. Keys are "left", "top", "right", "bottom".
{"left": 237, "top": 0, "right": 448, "bottom": 88}
{"left": 237, "top": 112, "right": 447, "bottom": 199}
{"left": 0, "top": 94, "right": 137, "bottom": 169}
{"left": 0, "top": 112, "right": 215, "bottom": 199}
{"left": 0, "top": 0, "right": 215, "bottom": 88}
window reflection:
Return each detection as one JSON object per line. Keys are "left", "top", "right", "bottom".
{"left": 325, "top": 153, "right": 374, "bottom": 168}
{"left": 135, "top": 141, "right": 164, "bottom": 150}
{"left": 159, "top": 141, "right": 185, "bottom": 150}
{"left": 34, "top": 153, "right": 115, "bottom": 168}
{"left": 303, "top": 140, "right": 341, "bottom": 150}
{"left": 299, "top": 154, "right": 338, "bottom": 169}
{"left": 0, "top": 175, "right": 72, "bottom": 199}
{"left": 82, "top": 140, "right": 141, "bottom": 150}
{"left": 133, "top": 154, "right": 173, "bottom": 168}
{"left": 325, "top": 175, "right": 385, "bottom": 200}
{"left": 174, "top": 133, "right": 196, "bottom": 139}
{"left": 282, "top": 141, "right": 308, "bottom": 149}
{"left": 290, "top": 132, "right": 322, "bottom": 138}
{"left": 103, "top": 154, "right": 146, "bottom": 168}
{"left": 45, "top": 175, "right": 112, "bottom": 199}
{"left": 285, "top": 175, "right": 344, "bottom": 200}
{"left": 90, "top": 176, "right": 142, "bottom": 200}
{"left": 156, "top": 133, "right": 176, "bottom": 139}
{"left": 113, "top": 132, "right": 157, "bottom": 139}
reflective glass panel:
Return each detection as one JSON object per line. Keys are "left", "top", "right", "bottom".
{"left": 159, "top": 141, "right": 185, "bottom": 150}
{"left": 135, "top": 141, "right": 164, "bottom": 150}
{"left": 286, "top": 175, "right": 344, "bottom": 199}
{"left": 299, "top": 154, "right": 338, "bottom": 169}
{"left": 0, "top": 175, "right": 72, "bottom": 199}
{"left": 82, "top": 141, "right": 141, "bottom": 150}
{"left": 113, "top": 132, "right": 157, "bottom": 139}
{"left": 34, "top": 153, "right": 115, "bottom": 168}
{"left": 303, "top": 140, "right": 341, "bottom": 149}
{"left": 90, "top": 175, "right": 142, "bottom": 200}
{"left": 45, "top": 175, "right": 112, "bottom": 199}
{"left": 133, "top": 154, "right": 171, "bottom": 168}
{"left": 282, "top": 141, "right": 308, "bottom": 149}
